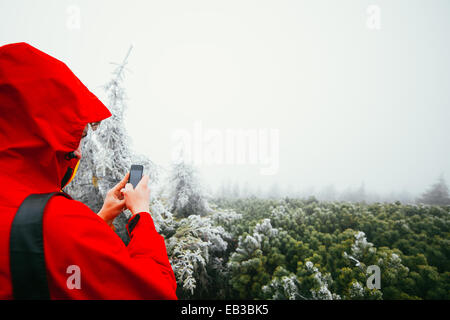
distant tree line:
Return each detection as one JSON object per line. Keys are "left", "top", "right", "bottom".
{"left": 214, "top": 176, "right": 450, "bottom": 206}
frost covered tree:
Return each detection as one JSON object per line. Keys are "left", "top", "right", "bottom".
{"left": 66, "top": 46, "right": 157, "bottom": 244}
{"left": 210, "top": 209, "right": 242, "bottom": 239}
{"left": 95, "top": 46, "right": 133, "bottom": 197}
{"left": 300, "top": 261, "right": 340, "bottom": 300}
{"left": 416, "top": 175, "right": 450, "bottom": 206}
{"left": 94, "top": 46, "right": 158, "bottom": 243}
{"left": 168, "top": 160, "right": 210, "bottom": 218}
{"left": 64, "top": 128, "right": 104, "bottom": 212}
{"left": 346, "top": 231, "right": 377, "bottom": 263}
{"left": 262, "top": 265, "right": 309, "bottom": 300}
{"left": 64, "top": 48, "right": 136, "bottom": 214}
{"left": 342, "top": 231, "right": 408, "bottom": 299}
{"left": 165, "top": 214, "right": 230, "bottom": 298}
{"left": 228, "top": 218, "right": 280, "bottom": 299}
{"left": 149, "top": 198, "right": 176, "bottom": 236}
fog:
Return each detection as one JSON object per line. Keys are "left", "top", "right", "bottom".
{"left": 1, "top": 0, "right": 449, "bottom": 200}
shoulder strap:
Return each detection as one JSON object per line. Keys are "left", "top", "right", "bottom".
{"left": 9, "top": 191, "right": 72, "bottom": 300}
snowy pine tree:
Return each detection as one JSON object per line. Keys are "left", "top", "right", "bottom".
{"left": 262, "top": 271, "right": 305, "bottom": 300}
{"left": 64, "top": 128, "right": 104, "bottom": 212}
{"left": 66, "top": 46, "right": 157, "bottom": 244}
{"left": 95, "top": 46, "right": 134, "bottom": 197}
{"left": 416, "top": 175, "right": 450, "bottom": 206}
{"left": 166, "top": 214, "right": 229, "bottom": 298}
{"left": 95, "top": 46, "right": 158, "bottom": 243}
{"left": 168, "top": 160, "right": 210, "bottom": 218}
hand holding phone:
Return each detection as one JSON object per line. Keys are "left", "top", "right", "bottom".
{"left": 121, "top": 165, "right": 150, "bottom": 215}
{"left": 128, "top": 164, "right": 143, "bottom": 188}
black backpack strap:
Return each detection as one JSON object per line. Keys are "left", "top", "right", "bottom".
{"left": 9, "top": 191, "right": 72, "bottom": 300}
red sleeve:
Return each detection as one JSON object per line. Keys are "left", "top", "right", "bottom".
{"left": 43, "top": 197, "right": 177, "bottom": 300}
{"left": 126, "top": 212, "right": 177, "bottom": 289}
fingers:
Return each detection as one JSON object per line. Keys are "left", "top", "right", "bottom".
{"left": 121, "top": 174, "right": 150, "bottom": 203}
{"left": 136, "top": 174, "right": 150, "bottom": 189}
{"left": 113, "top": 173, "right": 130, "bottom": 197}
{"left": 118, "top": 198, "right": 127, "bottom": 210}
{"left": 114, "top": 172, "right": 130, "bottom": 191}
{"left": 120, "top": 183, "right": 133, "bottom": 194}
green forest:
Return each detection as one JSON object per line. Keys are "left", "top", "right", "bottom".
{"left": 166, "top": 197, "right": 449, "bottom": 300}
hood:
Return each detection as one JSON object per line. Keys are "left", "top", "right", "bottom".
{"left": 0, "top": 42, "right": 111, "bottom": 204}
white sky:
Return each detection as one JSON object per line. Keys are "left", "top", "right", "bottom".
{"left": 1, "top": 0, "right": 449, "bottom": 196}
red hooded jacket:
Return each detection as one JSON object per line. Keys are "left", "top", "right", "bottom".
{"left": 0, "top": 42, "right": 177, "bottom": 299}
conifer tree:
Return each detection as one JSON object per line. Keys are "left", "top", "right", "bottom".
{"left": 66, "top": 46, "right": 157, "bottom": 243}
{"left": 168, "top": 159, "right": 210, "bottom": 218}
{"left": 417, "top": 175, "right": 450, "bottom": 206}
{"left": 64, "top": 129, "right": 104, "bottom": 212}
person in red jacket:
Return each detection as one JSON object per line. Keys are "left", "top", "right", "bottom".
{"left": 0, "top": 42, "right": 177, "bottom": 299}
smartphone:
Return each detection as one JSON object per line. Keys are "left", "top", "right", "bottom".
{"left": 128, "top": 165, "right": 144, "bottom": 188}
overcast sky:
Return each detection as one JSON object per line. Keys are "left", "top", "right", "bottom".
{"left": 1, "top": 0, "right": 449, "bottom": 196}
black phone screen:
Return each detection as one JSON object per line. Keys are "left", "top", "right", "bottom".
{"left": 129, "top": 165, "right": 143, "bottom": 188}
